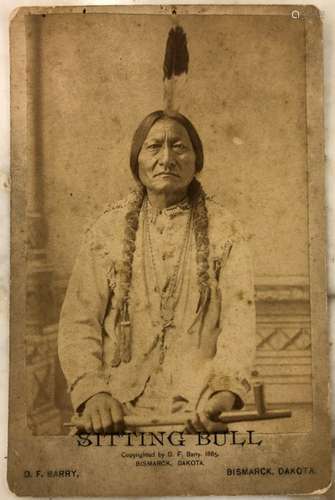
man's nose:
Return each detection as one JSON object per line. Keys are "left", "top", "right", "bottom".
{"left": 159, "top": 143, "right": 175, "bottom": 168}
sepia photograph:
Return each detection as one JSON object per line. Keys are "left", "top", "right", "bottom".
{"left": 24, "top": 7, "right": 311, "bottom": 436}
{"left": 8, "top": 4, "right": 330, "bottom": 496}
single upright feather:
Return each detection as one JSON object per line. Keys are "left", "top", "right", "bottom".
{"left": 163, "top": 25, "right": 189, "bottom": 112}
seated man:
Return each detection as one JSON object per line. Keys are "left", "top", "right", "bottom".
{"left": 58, "top": 110, "right": 256, "bottom": 434}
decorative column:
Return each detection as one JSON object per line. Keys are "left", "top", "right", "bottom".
{"left": 25, "top": 14, "right": 62, "bottom": 435}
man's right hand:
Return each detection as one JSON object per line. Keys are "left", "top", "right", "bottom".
{"left": 77, "top": 392, "right": 124, "bottom": 434}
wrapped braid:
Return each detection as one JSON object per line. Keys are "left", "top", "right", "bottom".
{"left": 187, "top": 179, "right": 212, "bottom": 345}
{"left": 111, "top": 186, "right": 145, "bottom": 366}
{"left": 189, "top": 178, "right": 210, "bottom": 296}
{"left": 118, "top": 188, "right": 145, "bottom": 301}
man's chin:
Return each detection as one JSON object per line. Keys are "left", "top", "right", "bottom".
{"left": 151, "top": 179, "right": 183, "bottom": 192}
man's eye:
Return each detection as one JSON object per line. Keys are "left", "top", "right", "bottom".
{"left": 173, "top": 143, "right": 186, "bottom": 151}
{"left": 147, "top": 143, "right": 161, "bottom": 151}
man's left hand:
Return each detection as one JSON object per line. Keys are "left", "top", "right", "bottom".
{"left": 185, "top": 391, "right": 236, "bottom": 433}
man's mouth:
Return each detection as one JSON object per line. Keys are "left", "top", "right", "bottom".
{"left": 154, "top": 172, "right": 179, "bottom": 178}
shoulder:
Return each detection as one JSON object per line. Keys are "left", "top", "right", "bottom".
{"left": 82, "top": 193, "right": 137, "bottom": 259}
{"left": 94, "top": 195, "right": 129, "bottom": 230}
{"left": 204, "top": 194, "right": 245, "bottom": 243}
{"left": 87, "top": 192, "right": 137, "bottom": 236}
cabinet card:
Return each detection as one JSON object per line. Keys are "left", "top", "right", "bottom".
{"left": 8, "top": 4, "right": 330, "bottom": 496}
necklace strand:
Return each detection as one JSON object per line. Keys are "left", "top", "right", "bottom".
{"left": 141, "top": 197, "right": 193, "bottom": 363}
{"left": 144, "top": 197, "right": 193, "bottom": 326}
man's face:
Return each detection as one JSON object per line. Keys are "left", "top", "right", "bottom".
{"left": 138, "top": 118, "right": 196, "bottom": 195}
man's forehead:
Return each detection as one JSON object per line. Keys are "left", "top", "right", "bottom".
{"left": 145, "top": 119, "right": 190, "bottom": 140}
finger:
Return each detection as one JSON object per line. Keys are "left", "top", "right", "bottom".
{"left": 99, "top": 408, "right": 113, "bottom": 433}
{"left": 196, "top": 412, "right": 208, "bottom": 432}
{"left": 200, "top": 409, "right": 229, "bottom": 433}
{"left": 205, "top": 400, "right": 222, "bottom": 420}
{"left": 72, "top": 416, "right": 85, "bottom": 432}
{"left": 76, "top": 414, "right": 93, "bottom": 434}
{"left": 205, "top": 420, "right": 228, "bottom": 433}
{"left": 183, "top": 424, "right": 191, "bottom": 434}
{"left": 206, "top": 392, "right": 236, "bottom": 418}
{"left": 189, "top": 413, "right": 207, "bottom": 433}
{"left": 91, "top": 410, "right": 103, "bottom": 434}
{"left": 110, "top": 403, "right": 124, "bottom": 433}
{"left": 185, "top": 419, "right": 198, "bottom": 434}
{"left": 196, "top": 412, "right": 213, "bottom": 433}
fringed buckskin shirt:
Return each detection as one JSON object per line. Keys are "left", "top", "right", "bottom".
{"left": 58, "top": 194, "right": 256, "bottom": 415}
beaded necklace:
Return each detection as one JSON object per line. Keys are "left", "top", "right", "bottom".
{"left": 142, "top": 197, "right": 193, "bottom": 363}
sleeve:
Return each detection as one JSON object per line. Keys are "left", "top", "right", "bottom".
{"left": 207, "top": 235, "right": 256, "bottom": 409}
{"left": 58, "top": 226, "right": 112, "bottom": 412}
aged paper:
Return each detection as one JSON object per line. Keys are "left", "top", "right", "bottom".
{"left": 8, "top": 4, "right": 331, "bottom": 496}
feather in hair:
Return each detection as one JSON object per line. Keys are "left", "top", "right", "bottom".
{"left": 163, "top": 25, "right": 189, "bottom": 112}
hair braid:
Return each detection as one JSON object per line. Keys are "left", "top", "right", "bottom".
{"left": 111, "top": 186, "right": 145, "bottom": 366}
{"left": 189, "top": 178, "right": 210, "bottom": 295}
{"left": 118, "top": 187, "right": 145, "bottom": 302}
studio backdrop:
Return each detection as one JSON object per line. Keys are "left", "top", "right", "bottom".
{"left": 24, "top": 11, "right": 311, "bottom": 435}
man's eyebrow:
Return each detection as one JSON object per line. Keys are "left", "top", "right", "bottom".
{"left": 144, "top": 134, "right": 187, "bottom": 143}
{"left": 168, "top": 135, "right": 188, "bottom": 143}
{"left": 144, "top": 136, "right": 163, "bottom": 143}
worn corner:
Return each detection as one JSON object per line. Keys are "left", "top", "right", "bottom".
{"left": 307, "top": 478, "right": 333, "bottom": 495}
{"left": 9, "top": 6, "right": 28, "bottom": 26}
{"left": 305, "top": 5, "right": 323, "bottom": 20}
{"left": 7, "top": 470, "right": 23, "bottom": 497}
